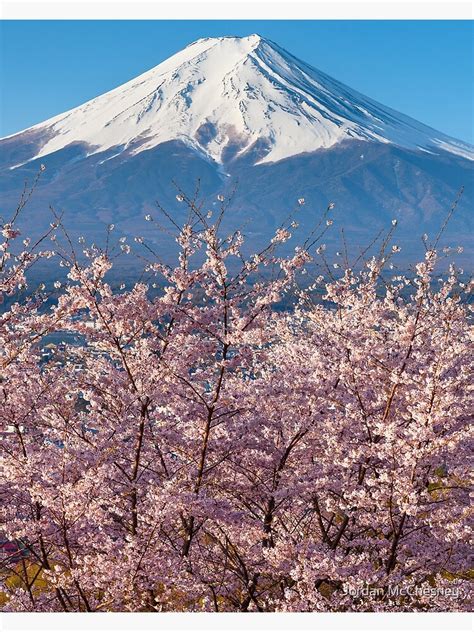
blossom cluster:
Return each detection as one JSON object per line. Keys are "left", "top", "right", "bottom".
{"left": 0, "top": 200, "right": 472, "bottom": 613}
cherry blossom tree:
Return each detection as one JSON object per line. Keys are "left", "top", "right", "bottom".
{"left": 0, "top": 185, "right": 472, "bottom": 612}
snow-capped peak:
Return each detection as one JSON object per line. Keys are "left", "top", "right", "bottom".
{"left": 6, "top": 34, "right": 473, "bottom": 166}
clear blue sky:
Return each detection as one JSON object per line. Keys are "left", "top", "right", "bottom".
{"left": 1, "top": 20, "right": 473, "bottom": 143}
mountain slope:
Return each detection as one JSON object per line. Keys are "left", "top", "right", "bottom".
{"left": 1, "top": 34, "right": 472, "bottom": 268}
{"left": 5, "top": 34, "right": 473, "bottom": 167}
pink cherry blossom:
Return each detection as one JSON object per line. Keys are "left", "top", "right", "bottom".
{"left": 0, "top": 192, "right": 471, "bottom": 613}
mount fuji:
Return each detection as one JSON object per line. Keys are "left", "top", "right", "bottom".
{"left": 1, "top": 34, "right": 473, "bottom": 265}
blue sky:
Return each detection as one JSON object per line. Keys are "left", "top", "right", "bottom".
{"left": 1, "top": 20, "right": 473, "bottom": 143}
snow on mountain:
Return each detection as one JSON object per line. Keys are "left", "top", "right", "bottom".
{"left": 6, "top": 34, "right": 474, "bottom": 168}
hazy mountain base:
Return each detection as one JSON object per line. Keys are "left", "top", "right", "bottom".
{"left": 1, "top": 138, "right": 472, "bottom": 278}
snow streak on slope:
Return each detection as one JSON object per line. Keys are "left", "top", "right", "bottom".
{"left": 5, "top": 34, "right": 474, "bottom": 166}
